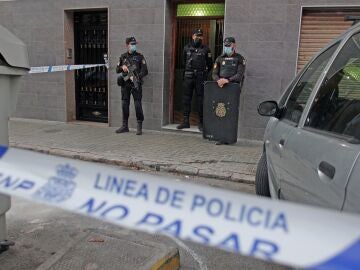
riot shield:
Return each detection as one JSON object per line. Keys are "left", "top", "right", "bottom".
{"left": 203, "top": 81, "right": 241, "bottom": 144}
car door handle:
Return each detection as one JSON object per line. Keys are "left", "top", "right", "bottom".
{"left": 279, "top": 138, "right": 285, "bottom": 146}
{"left": 318, "top": 161, "right": 336, "bottom": 179}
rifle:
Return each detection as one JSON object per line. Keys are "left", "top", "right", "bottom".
{"left": 122, "top": 58, "right": 141, "bottom": 91}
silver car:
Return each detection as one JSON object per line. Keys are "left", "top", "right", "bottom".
{"left": 256, "top": 23, "right": 360, "bottom": 213}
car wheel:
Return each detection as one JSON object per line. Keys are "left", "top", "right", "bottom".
{"left": 255, "top": 152, "right": 271, "bottom": 197}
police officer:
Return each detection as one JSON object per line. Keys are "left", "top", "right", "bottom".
{"left": 177, "top": 29, "right": 213, "bottom": 131}
{"left": 212, "top": 37, "right": 246, "bottom": 88}
{"left": 116, "top": 37, "right": 148, "bottom": 135}
{"left": 212, "top": 37, "right": 246, "bottom": 145}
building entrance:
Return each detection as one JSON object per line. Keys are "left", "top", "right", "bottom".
{"left": 74, "top": 11, "right": 108, "bottom": 123}
{"left": 172, "top": 3, "right": 225, "bottom": 125}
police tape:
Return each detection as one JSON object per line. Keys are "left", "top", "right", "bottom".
{"left": 29, "top": 64, "right": 108, "bottom": 74}
{"left": 0, "top": 145, "right": 359, "bottom": 269}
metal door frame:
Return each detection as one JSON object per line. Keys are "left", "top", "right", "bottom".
{"left": 73, "top": 9, "right": 109, "bottom": 123}
{"left": 169, "top": 1, "right": 225, "bottom": 124}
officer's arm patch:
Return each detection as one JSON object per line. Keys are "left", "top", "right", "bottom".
{"left": 213, "top": 63, "right": 217, "bottom": 69}
{"left": 208, "top": 52, "right": 212, "bottom": 57}
{"left": 142, "top": 59, "right": 146, "bottom": 64}
{"left": 242, "top": 59, "right": 246, "bottom": 65}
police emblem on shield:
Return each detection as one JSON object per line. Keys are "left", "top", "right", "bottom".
{"left": 215, "top": 103, "right": 226, "bottom": 117}
{"left": 33, "top": 164, "right": 78, "bottom": 203}
{"left": 213, "top": 101, "right": 231, "bottom": 118}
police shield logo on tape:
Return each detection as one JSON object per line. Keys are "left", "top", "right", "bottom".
{"left": 33, "top": 164, "right": 78, "bottom": 203}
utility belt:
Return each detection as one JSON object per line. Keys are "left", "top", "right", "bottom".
{"left": 184, "top": 69, "right": 206, "bottom": 79}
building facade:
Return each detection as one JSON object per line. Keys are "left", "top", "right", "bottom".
{"left": 1, "top": 0, "right": 360, "bottom": 140}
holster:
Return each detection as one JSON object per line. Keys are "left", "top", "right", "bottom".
{"left": 117, "top": 75, "right": 125, "bottom": 86}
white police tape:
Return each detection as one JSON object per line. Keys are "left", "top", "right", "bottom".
{"left": 29, "top": 64, "right": 108, "bottom": 74}
{"left": 0, "top": 145, "right": 359, "bottom": 269}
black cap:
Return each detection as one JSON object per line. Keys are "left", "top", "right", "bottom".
{"left": 192, "top": 28, "right": 203, "bottom": 36}
{"left": 126, "top": 36, "right": 137, "bottom": 45}
{"left": 224, "top": 37, "right": 236, "bottom": 46}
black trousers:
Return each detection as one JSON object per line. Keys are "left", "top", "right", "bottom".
{"left": 182, "top": 71, "right": 206, "bottom": 123}
{"left": 121, "top": 82, "right": 144, "bottom": 122}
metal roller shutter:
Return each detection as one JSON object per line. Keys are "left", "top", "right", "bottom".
{"left": 297, "top": 9, "right": 360, "bottom": 71}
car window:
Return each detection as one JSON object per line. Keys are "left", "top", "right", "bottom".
{"left": 278, "top": 72, "right": 302, "bottom": 107}
{"left": 283, "top": 44, "right": 339, "bottom": 124}
{"left": 305, "top": 32, "right": 360, "bottom": 142}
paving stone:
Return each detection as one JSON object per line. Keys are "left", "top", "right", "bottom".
{"left": 199, "top": 169, "right": 232, "bottom": 180}
{"left": 231, "top": 173, "right": 255, "bottom": 184}
{"left": 9, "top": 118, "right": 262, "bottom": 183}
{"left": 174, "top": 165, "right": 199, "bottom": 176}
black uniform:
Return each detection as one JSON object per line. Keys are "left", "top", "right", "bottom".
{"left": 210, "top": 52, "right": 246, "bottom": 145}
{"left": 212, "top": 52, "right": 246, "bottom": 85}
{"left": 182, "top": 42, "right": 213, "bottom": 124}
{"left": 116, "top": 51, "right": 148, "bottom": 123}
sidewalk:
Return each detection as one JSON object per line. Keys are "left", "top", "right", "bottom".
{"left": 9, "top": 118, "right": 262, "bottom": 183}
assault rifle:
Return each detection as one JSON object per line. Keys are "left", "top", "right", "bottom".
{"left": 121, "top": 58, "right": 141, "bottom": 91}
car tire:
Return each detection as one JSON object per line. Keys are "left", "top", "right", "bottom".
{"left": 255, "top": 152, "right": 271, "bottom": 197}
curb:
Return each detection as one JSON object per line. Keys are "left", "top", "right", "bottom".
{"left": 36, "top": 230, "right": 180, "bottom": 270}
{"left": 148, "top": 248, "right": 180, "bottom": 270}
{"left": 10, "top": 143, "right": 255, "bottom": 185}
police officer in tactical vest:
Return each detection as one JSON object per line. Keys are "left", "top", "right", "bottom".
{"left": 177, "top": 29, "right": 213, "bottom": 131}
{"left": 212, "top": 37, "right": 246, "bottom": 145}
{"left": 116, "top": 37, "right": 148, "bottom": 135}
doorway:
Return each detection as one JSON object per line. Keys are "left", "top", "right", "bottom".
{"left": 74, "top": 11, "right": 108, "bottom": 123}
{"left": 171, "top": 3, "right": 225, "bottom": 126}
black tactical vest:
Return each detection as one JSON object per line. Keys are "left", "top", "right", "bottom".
{"left": 219, "top": 57, "right": 240, "bottom": 78}
{"left": 185, "top": 44, "right": 207, "bottom": 71}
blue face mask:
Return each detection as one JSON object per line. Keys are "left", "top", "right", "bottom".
{"left": 224, "top": 46, "right": 234, "bottom": 56}
{"left": 129, "top": 44, "right": 137, "bottom": 53}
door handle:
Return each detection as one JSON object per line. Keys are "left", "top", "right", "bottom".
{"left": 319, "top": 161, "right": 336, "bottom": 179}
{"left": 279, "top": 138, "right": 285, "bottom": 146}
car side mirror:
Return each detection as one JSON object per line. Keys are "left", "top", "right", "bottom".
{"left": 258, "top": 101, "right": 280, "bottom": 117}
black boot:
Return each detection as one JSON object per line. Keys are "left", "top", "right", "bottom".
{"left": 215, "top": 141, "right": 229, "bottom": 145}
{"left": 116, "top": 121, "right": 129, "bottom": 133}
{"left": 176, "top": 117, "right": 190, "bottom": 129}
{"left": 136, "top": 121, "right": 142, "bottom": 135}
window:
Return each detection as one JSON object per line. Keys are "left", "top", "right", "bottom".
{"left": 176, "top": 3, "right": 225, "bottom": 17}
{"left": 305, "top": 32, "right": 360, "bottom": 142}
{"left": 283, "top": 44, "right": 339, "bottom": 124}
{"left": 0, "top": 54, "right": 8, "bottom": 66}
{"left": 279, "top": 72, "right": 302, "bottom": 108}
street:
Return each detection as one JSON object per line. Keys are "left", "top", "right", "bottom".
{"left": 0, "top": 169, "right": 288, "bottom": 270}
